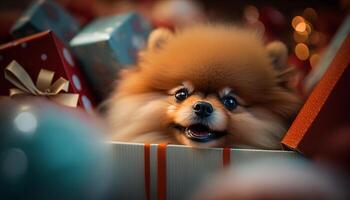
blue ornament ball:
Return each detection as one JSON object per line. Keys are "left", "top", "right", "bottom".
{"left": 0, "top": 98, "right": 113, "bottom": 200}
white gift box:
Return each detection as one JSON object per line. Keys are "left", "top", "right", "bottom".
{"left": 108, "top": 142, "right": 301, "bottom": 200}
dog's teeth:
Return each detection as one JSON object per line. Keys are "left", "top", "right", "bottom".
{"left": 180, "top": 124, "right": 226, "bottom": 142}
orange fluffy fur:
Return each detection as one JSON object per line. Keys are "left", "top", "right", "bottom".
{"left": 106, "top": 24, "right": 302, "bottom": 149}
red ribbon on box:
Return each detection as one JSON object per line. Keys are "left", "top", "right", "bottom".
{"left": 144, "top": 143, "right": 151, "bottom": 200}
{"left": 223, "top": 147, "right": 231, "bottom": 167}
{"left": 157, "top": 143, "right": 168, "bottom": 200}
{"left": 144, "top": 144, "right": 232, "bottom": 200}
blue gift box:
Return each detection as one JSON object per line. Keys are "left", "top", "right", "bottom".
{"left": 10, "top": 0, "right": 80, "bottom": 45}
{"left": 70, "top": 12, "right": 152, "bottom": 98}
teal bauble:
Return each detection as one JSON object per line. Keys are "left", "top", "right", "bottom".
{"left": 0, "top": 98, "right": 113, "bottom": 200}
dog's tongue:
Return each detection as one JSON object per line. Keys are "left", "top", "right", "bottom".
{"left": 186, "top": 124, "right": 211, "bottom": 139}
{"left": 183, "top": 124, "right": 227, "bottom": 142}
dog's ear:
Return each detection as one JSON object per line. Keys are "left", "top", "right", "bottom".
{"left": 266, "top": 41, "right": 296, "bottom": 88}
{"left": 147, "top": 28, "right": 174, "bottom": 51}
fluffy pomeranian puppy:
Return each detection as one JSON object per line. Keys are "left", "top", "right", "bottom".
{"left": 106, "top": 25, "right": 301, "bottom": 149}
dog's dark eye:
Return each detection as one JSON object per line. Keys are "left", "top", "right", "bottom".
{"left": 222, "top": 96, "right": 238, "bottom": 110}
{"left": 175, "top": 88, "right": 188, "bottom": 101}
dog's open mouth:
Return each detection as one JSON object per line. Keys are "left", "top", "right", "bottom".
{"left": 172, "top": 124, "right": 227, "bottom": 142}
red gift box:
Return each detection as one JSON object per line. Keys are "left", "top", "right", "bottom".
{"left": 0, "top": 31, "right": 95, "bottom": 111}
{"left": 282, "top": 29, "right": 350, "bottom": 157}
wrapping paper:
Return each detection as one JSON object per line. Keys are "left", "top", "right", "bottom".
{"left": 70, "top": 12, "right": 152, "bottom": 98}
{"left": 108, "top": 142, "right": 301, "bottom": 200}
{"left": 0, "top": 31, "right": 95, "bottom": 111}
{"left": 10, "top": 0, "right": 80, "bottom": 45}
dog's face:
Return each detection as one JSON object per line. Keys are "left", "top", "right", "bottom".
{"left": 167, "top": 82, "right": 230, "bottom": 146}
{"left": 166, "top": 81, "right": 297, "bottom": 148}
{"left": 107, "top": 25, "right": 302, "bottom": 149}
{"left": 167, "top": 82, "right": 243, "bottom": 147}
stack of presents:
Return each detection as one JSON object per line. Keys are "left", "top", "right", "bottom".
{"left": 0, "top": 0, "right": 349, "bottom": 199}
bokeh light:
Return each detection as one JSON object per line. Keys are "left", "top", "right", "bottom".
{"left": 310, "top": 31, "right": 320, "bottom": 45}
{"left": 310, "top": 53, "right": 320, "bottom": 68}
{"left": 293, "top": 31, "right": 309, "bottom": 43}
{"left": 244, "top": 5, "right": 259, "bottom": 24}
{"left": 295, "top": 43, "right": 310, "bottom": 60}
{"left": 305, "top": 23, "right": 312, "bottom": 34}
{"left": 291, "top": 8, "right": 322, "bottom": 65}
{"left": 1, "top": 148, "right": 28, "bottom": 179}
{"left": 303, "top": 7, "right": 318, "bottom": 22}
{"left": 295, "top": 22, "right": 307, "bottom": 32}
{"left": 14, "top": 111, "right": 38, "bottom": 133}
{"left": 292, "top": 16, "right": 305, "bottom": 29}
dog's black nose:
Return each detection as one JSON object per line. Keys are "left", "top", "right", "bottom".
{"left": 193, "top": 101, "right": 213, "bottom": 118}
